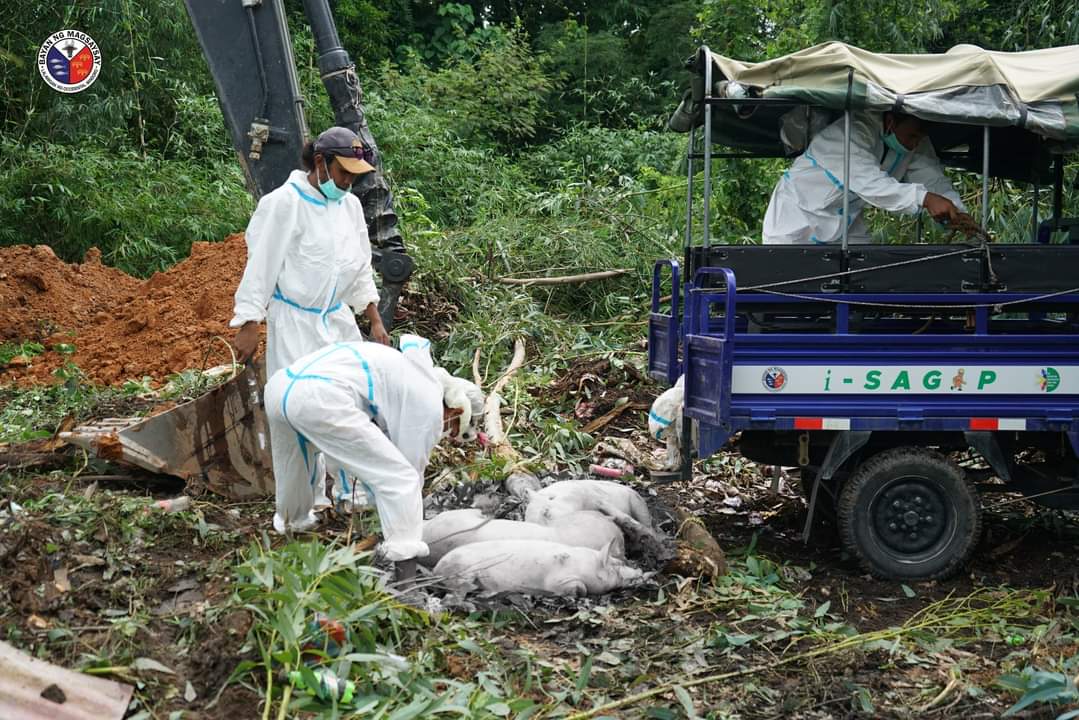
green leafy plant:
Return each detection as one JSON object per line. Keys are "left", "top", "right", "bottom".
{"left": 232, "top": 538, "right": 529, "bottom": 718}
{"left": 0, "top": 341, "right": 44, "bottom": 365}
{"left": 998, "top": 665, "right": 1079, "bottom": 718}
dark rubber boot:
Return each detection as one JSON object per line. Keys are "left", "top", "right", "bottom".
{"left": 393, "top": 558, "right": 417, "bottom": 586}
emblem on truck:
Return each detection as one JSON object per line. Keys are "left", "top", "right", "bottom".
{"left": 1039, "top": 367, "right": 1061, "bottom": 393}
{"left": 762, "top": 366, "right": 788, "bottom": 392}
{"left": 38, "top": 30, "right": 101, "bottom": 94}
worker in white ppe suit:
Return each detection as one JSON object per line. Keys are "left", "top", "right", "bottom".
{"left": 231, "top": 126, "right": 391, "bottom": 378}
{"left": 263, "top": 334, "right": 485, "bottom": 581}
{"left": 763, "top": 111, "right": 972, "bottom": 245}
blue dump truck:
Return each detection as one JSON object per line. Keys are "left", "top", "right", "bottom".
{"left": 651, "top": 43, "right": 1079, "bottom": 580}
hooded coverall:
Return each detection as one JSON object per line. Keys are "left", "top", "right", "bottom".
{"left": 230, "top": 169, "right": 379, "bottom": 378}
{"left": 763, "top": 112, "right": 966, "bottom": 245}
{"left": 263, "top": 339, "right": 443, "bottom": 561}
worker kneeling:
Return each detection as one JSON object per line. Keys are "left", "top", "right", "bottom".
{"left": 263, "top": 336, "right": 483, "bottom": 580}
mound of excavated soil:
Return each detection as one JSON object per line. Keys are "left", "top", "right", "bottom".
{"left": 0, "top": 235, "right": 258, "bottom": 386}
{"left": 0, "top": 236, "right": 451, "bottom": 387}
{"left": 0, "top": 245, "right": 141, "bottom": 343}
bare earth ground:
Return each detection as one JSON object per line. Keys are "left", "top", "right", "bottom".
{"left": 2, "top": 356, "right": 1078, "bottom": 718}
{"left": 2, "top": 454, "right": 1078, "bottom": 718}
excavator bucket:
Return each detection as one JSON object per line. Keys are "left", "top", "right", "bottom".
{"left": 61, "top": 364, "right": 273, "bottom": 499}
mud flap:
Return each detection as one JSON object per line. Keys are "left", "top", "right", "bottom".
{"left": 803, "top": 430, "right": 871, "bottom": 543}
{"left": 683, "top": 335, "right": 729, "bottom": 429}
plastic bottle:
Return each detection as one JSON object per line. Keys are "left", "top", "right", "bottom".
{"left": 302, "top": 613, "right": 346, "bottom": 658}
{"left": 151, "top": 496, "right": 192, "bottom": 513}
{"left": 590, "top": 459, "right": 634, "bottom": 478}
{"left": 288, "top": 668, "right": 355, "bottom": 703}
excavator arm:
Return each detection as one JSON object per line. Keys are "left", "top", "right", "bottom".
{"left": 183, "top": 0, "right": 411, "bottom": 329}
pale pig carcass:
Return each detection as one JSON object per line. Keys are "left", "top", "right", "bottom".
{"left": 433, "top": 539, "right": 642, "bottom": 596}
{"left": 648, "top": 375, "right": 685, "bottom": 471}
{"left": 421, "top": 508, "right": 624, "bottom": 566}
{"left": 524, "top": 479, "right": 652, "bottom": 528}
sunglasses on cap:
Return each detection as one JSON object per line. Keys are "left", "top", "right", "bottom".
{"left": 324, "top": 144, "right": 375, "bottom": 165}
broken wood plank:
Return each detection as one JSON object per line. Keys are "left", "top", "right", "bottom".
{"left": 0, "top": 640, "right": 133, "bottom": 720}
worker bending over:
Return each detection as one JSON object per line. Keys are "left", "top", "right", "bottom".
{"left": 763, "top": 111, "right": 972, "bottom": 245}
{"left": 263, "top": 335, "right": 484, "bottom": 581}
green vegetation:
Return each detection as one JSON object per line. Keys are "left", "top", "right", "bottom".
{"left": 4, "top": 461, "right": 1079, "bottom": 718}
{"left": 4, "top": 1, "right": 1079, "bottom": 718}
{"left": 233, "top": 538, "right": 542, "bottom": 718}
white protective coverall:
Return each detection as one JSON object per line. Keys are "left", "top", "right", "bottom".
{"left": 230, "top": 169, "right": 379, "bottom": 378}
{"left": 763, "top": 112, "right": 966, "bottom": 245}
{"left": 263, "top": 337, "right": 444, "bottom": 561}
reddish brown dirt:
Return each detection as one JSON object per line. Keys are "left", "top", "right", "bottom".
{"left": 0, "top": 245, "right": 140, "bottom": 343}
{"left": 0, "top": 235, "right": 451, "bottom": 387}
{"left": 0, "top": 235, "right": 260, "bottom": 386}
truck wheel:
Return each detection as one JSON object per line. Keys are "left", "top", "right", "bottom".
{"left": 838, "top": 448, "right": 981, "bottom": 580}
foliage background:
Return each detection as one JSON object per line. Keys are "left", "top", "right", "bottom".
{"left": 0, "top": 0, "right": 1076, "bottom": 358}
{"left": 1, "top": 4, "right": 1079, "bottom": 717}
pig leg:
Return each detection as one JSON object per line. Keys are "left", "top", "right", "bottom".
{"left": 556, "top": 579, "right": 587, "bottom": 597}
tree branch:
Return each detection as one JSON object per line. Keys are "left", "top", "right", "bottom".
{"left": 496, "top": 269, "right": 629, "bottom": 286}
{"left": 483, "top": 338, "right": 526, "bottom": 460}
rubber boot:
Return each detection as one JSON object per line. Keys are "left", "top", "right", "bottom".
{"left": 393, "top": 558, "right": 417, "bottom": 586}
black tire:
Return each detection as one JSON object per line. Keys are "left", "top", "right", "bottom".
{"left": 838, "top": 447, "right": 981, "bottom": 580}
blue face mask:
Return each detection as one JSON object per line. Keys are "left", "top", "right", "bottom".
{"left": 317, "top": 160, "right": 349, "bottom": 201}
{"left": 883, "top": 131, "right": 909, "bottom": 156}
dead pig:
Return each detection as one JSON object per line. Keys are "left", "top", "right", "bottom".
{"left": 421, "top": 508, "right": 624, "bottom": 566}
{"left": 433, "top": 539, "right": 642, "bottom": 596}
{"left": 524, "top": 479, "right": 652, "bottom": 528}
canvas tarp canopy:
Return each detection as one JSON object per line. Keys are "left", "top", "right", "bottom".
{"left": 669, "top": 42, "right": 1079, "bottom": 178}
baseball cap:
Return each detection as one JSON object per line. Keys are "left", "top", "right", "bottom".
{"left": 313, "top": 127, "right": 376, "bottom": 175}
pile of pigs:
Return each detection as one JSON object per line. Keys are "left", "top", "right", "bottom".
{"left": 416, "top": 475, "right": 694, "bottom": 599}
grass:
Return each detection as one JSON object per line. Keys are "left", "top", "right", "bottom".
{"left": 5, "top": 449, "right": 1079, "bottom": 719}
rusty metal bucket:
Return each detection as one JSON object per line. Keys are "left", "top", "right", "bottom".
{"left": 61, "top": 362, "right": 273, "bottom": 499}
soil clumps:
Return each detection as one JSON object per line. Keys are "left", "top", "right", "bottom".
{"left": 0, "top": 245, "right": 140, "bottom": 344}
{"left": 0, "top": 235, "right": 254, "bottom": 386}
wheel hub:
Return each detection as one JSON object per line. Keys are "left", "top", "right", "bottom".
{"left": 872, "top": 480, "right": 947, "bottom": 554}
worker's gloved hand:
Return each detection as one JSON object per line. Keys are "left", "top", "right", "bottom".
{"left": 368, "top": 318, "right": 391, "bottom": 346}
{"left": 953, "top": 212, "right": 980, "bottom": 236}
{"left": 923, "top": 192, "right": 960, "bottom": 225}
{"left": 233, "top": 321, "right": 260, "bottom": 363}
